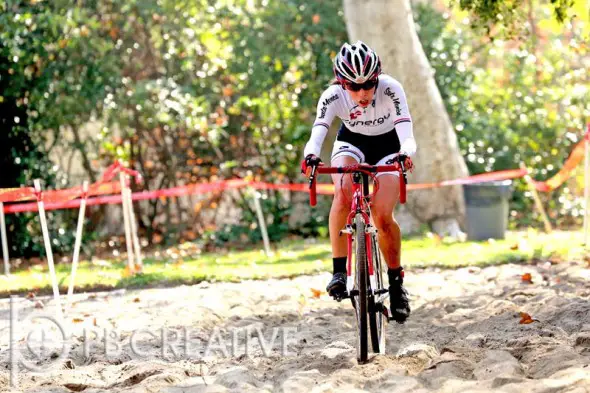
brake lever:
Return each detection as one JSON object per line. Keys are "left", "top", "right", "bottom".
{"left": 308, "top": 165, "right": 317, "bottom": 188}
{"left": 399, "top": 160, "right": 408, "bottom": 184}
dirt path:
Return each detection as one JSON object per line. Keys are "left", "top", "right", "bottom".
{"left": 1, "top": 259, "right": 590, "bottom": 392}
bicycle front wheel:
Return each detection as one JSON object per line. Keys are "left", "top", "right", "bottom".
{"left": 369, "top": 232, "right": 386, "bottom": 354}
{"left": 353, "top": 213, "right": 368, "bottom": 363}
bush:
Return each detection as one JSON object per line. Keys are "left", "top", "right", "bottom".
{"left": 414, "top": 3, "right": 590, "bottom": 229}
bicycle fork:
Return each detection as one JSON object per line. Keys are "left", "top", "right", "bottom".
{"left": 340, "top": 219, "right": 382, "bottom": 299}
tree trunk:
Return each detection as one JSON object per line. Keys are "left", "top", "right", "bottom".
{"left": 343, "top": 0, "right": 469, "bottom": 236}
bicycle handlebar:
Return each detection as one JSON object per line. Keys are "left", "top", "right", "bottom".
{"left": 308, "top": 163, "right": 407, "bottom": 206}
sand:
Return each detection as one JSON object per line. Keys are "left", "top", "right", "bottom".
{"left": 1, "top": 258, "right": 589, "bottom": 392}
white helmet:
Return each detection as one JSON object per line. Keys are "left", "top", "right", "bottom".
{"left": 333, "top": 40, "right": 381, "bottom": 84}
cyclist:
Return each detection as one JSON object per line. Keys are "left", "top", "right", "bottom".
{"left": 301, "top": 41, "right": 416, "bottom": 324}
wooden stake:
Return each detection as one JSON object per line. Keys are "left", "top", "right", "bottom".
{"left": 119, "top": 173, "right": 135, "bottom": 272}
{"left": 125, "top": 186, "right": 143, "bottom": 270}
{"left": 34, "top": 179, "right": 63, "bottom": 321}
{"left": 520, "top": 163, "right": 552, "bottom": 233}
{"left": 66, "top": 181, "right": 89, "bottom": 314}
{"left": 251, "top": 189, "right": 273, "bottom": 257}
{"left": 1, "top": 202, "right": 9, "bottom": 275}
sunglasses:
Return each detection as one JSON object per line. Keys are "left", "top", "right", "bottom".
{"left": 344, "top": 79, "right": 378, "bottom": 92}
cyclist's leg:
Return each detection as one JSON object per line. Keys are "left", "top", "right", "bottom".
{"left": 370, "top": 172, "right": 401, "bottom": 269}
{"left": 329, "top": 157, "right": 359, "bottom": 259}
{"left": 372, "top": 153, "right": 410, "bottom": 323}
{"left": 326, "top": 140, "right": 364, "bottom": 296}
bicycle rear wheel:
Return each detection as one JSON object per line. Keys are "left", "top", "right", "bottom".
{"left": 369, "top": 232, "right": 386, "bottom": 353}
{"left": 353, "top": 213, "right": 368, "bottom": 363}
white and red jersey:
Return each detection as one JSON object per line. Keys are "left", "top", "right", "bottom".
{"left": 303, "top": 74, "right": 416, "bottom": 158}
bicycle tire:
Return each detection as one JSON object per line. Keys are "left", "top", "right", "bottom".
{"left": 353, "top": 213, "right": 369, "bottom": 363}
{"left": 369, "top": 233, "right": 386, "bottom": 353}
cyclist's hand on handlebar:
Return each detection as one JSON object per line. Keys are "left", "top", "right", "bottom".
{"left": 397, "top": 153, "right": 414, "bottom": 173}
{"left": 386, "top": 154, "right": 414, "bottom": 173}
{"left": 301, "top": 154, "right": 323, "bottom": 175}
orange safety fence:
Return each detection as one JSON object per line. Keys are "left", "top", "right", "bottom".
{"left": 531, "top": 125, "right": 589, "bottom": 192}
{"left": 0, "top": 160, "right": 142, "bottom": 204}
{"left": 1, "top": 124, "right": 589, "bottom": 214}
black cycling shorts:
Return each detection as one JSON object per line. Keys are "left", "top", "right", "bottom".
{"left": 331, "top": 123, "right": 401, "bottom": 165}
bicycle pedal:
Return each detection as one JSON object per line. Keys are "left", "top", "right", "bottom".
{"left": 382, "top": 306, "right": 392, "bottom": 322}
{"left": 330, "top": 291, "right": 346, "bottom": 302}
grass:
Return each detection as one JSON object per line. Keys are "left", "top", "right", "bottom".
{"left": 402, "top": 230, "right": 584, "bottom": 268}
{"left": 1, "top": 230, "right": 586, "bottom": 298}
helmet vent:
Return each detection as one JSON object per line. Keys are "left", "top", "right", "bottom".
{"left": 353, "top": 56, "right": 361, "bottom": 73}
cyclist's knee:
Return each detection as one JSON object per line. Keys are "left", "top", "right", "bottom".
{"left": 373, "top": 211, "right": 395, "bottom": 230}
{"left": 332, "top": 189, "right": 352, "bottom": 210}
{"left": 332, "top": 179, "right": 353, "bottom": 207}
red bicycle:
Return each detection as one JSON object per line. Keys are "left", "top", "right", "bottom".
{"left": 308, "top": 159, "right": 408, "bottom": 363}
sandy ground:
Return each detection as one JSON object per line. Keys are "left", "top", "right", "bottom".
{"left": 1, "top": 258, "right": 590, "bottom": 393}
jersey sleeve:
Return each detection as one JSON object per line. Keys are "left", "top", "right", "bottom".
{"left": 303, "top": 86, "right": 342, "bottom": 157}
{"left": 381, "top": 76, "right": 416, "bottom": 156}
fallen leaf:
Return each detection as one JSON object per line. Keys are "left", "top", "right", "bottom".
{"left": 133, "top": 297, "right": 140, "bottom": 303}
{"left": 510, "top": 243, "right": 519, "bottom": 250}
{"left": 521, "top": 273, "right": 533, "bottom": 283}
{"left": 83, "top": 313, "right": 91, "bottom": 317}
{"left": 93, "top": 318, "right": 97, "bottom": 327}
{"left": 310, "top": 288, "right": 322, "bottom": 298}
{"left": 519, "top": 312, "right": 537, "bottom": 324}
{"left": 72, "top": 318, "right": 84, "bottom": 323}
